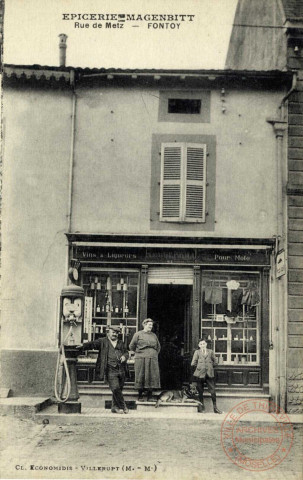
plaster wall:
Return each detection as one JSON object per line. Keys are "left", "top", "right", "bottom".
{"left": 1, "top": 88, "right": 72, "bottom": 350}
{"left": 72, "top": 85, "right": 284, "bottom": 238}
{"left": 0, "top": 82, "right": 285, "bottom": 394}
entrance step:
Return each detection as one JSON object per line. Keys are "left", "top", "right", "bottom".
{"left": 78, "top": 388, "right": 161, "bottom": 408}
{"left": 136, "top": 401, "right": 199, "bottom": 413}
{"left": 78, "top": 384, "right": 271, "bottom": 412}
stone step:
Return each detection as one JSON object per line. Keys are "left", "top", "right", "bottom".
{"left": 78, "top": 388, "right": 271, "bottom": 411}
{"left": 136, "top": 401, "right": 199, "bottom": 413}
{"left": 0, "top": 397, "right": 52, "bottom": 419}
{"left": 78, "top": 382, "right": 265, "bottom": 394}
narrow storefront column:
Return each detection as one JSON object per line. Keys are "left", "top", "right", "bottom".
{"left": 261, "top": 267, "right": 270, "bottom": 391}
{"left": 267, "top": 118, "right": 287, "bottom": 412}
{"left": 192, "top": 266, "right": 201, "bottom": 350}
{"left": 139, "top": 265, "right": 149, "bottom": 328}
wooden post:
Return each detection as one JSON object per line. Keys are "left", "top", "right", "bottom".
{"left": 139, "top": 265, "right": 148, "bottom": 329}
{"left": 261, "top": 267, "right": 270, "bottom": 391}
{"left": 192, "top": 266, "right": 201, "bottom": 351}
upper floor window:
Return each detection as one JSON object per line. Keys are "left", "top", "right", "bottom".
{"left": 158, "top": 90, "right": 210, "bottom": 123}
{"left": 160, "top": 142, "right": 207, "bottom": 223}
{"left": 168, "top": 98, "right": 201, "bottom": 115}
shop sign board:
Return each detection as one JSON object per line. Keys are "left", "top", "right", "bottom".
{"left": 74, "top": 246, "right": 271, "bottom": 266}
{"left": 276, "top": 250, "right": 286, "bottom": 278}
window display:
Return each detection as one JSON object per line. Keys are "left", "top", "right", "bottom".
{"left": 82, "top": 269, "right": 139, "bottom": 349}
{"left": 201, "top": 271, "right": 260, "bottom": 365}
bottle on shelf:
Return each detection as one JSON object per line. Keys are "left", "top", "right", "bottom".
{"left": 115, "top": 305, "right": 119, "bottom": 313}
{"left": 96, "top": 304, "right": 101, "bottom": 314}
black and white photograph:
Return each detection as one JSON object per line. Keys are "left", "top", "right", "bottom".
{"left": 0, "top": 1, "right": 303, "bottom": 479}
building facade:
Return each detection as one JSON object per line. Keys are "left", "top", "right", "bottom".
{"left": 1, "top": 61, "right": 294, "bottom": 412}
{"left": 226, "top": 0, "right": 303, "bottom": 414}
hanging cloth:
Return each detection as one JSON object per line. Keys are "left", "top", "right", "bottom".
{"left": 204, "top": 284, "right": 223, "bottom": 305}
{"left": 241, "top": 281, "right": 260, "bottom": 307}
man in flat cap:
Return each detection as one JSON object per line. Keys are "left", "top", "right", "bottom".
{"left": 80, "top": 326, "right": 129, "bottom": 414}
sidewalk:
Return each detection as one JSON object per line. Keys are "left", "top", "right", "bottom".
{"left": 35, "top": 402, "right": 303, "bottom": 425}
{"left": 1, "top": 407, "right": 303, "bottom": 480}
{"left": 1, "top": 396, "right": 303, "bottom": 424}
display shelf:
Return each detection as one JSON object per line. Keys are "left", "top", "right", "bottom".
{"left": 82, "top": 269, "right": 139, "bottom": 345}
{"left": 201, "top": 271, "right": 261, "bottom": 366}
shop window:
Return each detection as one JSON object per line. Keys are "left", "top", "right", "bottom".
{"left": 160, "top": 142, "right": 207, "bottom": 223}
{"left": 201, "top": 271, "right": 261, "bottom": 366}
{"left": 81, "top": 269, "right": 139, "bottom": 351}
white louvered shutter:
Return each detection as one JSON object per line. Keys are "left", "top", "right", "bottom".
{"left": 185, "top": 144, "right": 206, "bottom": 222}
{"left": 160, "top": 143, "right": 183, "bottom": 221}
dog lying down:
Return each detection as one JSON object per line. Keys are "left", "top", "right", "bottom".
{"left": 155, "top": 385, "right": 202, "bottom": 408}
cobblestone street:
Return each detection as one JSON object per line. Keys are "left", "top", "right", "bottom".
{"left": 1, "top": 415, "right": 302, "bottom": 480}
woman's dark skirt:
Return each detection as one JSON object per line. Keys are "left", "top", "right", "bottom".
{"left": 134, "top": 357, "right": 161, "bottom": 389}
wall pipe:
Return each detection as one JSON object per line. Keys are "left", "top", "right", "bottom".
{"left": 66, "top": 69, "right": 77, "bottom": 280}
{"left": 279, "top": 71, "right": 298, "bottom": 120}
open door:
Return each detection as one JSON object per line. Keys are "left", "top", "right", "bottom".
{"left": 147, "top": 284, "right": 192, "bottom": 388}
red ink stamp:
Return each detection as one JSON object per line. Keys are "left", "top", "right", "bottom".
{"left": 221, "top": 399, "right": 293, "bottom": 471}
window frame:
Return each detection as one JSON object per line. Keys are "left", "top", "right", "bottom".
{"left": 159, "top": 141, "right": 207, "bottom": 223}
{"left": 201, "top": 270, "right": 261, "bottom": 366}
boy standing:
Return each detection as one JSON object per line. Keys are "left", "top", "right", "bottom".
{"left": 191, "top": 336, "right": 222, "bottom": 414}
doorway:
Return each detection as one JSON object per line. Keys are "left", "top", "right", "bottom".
{"left": 147, "top": 284, "right": 192, "bottom": 389}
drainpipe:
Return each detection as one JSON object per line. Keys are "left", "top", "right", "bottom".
{"left": 280, "top": 72, "right": 298, "bottom": 120}
{"left": 66, "top": 69, "right": 77, "bottom": 280}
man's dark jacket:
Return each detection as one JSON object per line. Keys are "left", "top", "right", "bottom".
{"left": 82, "top": 337, "right": 129, "bottom": 381}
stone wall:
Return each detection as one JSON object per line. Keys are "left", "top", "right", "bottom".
{"left": 287, "top": 77, "right": 303, "bottom": 414}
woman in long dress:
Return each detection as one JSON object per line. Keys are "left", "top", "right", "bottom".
{"left": 129, "top": 318, "right": 161, "bottom": 401}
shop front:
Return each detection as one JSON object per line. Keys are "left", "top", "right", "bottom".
{"left": 69, "top": 235, "right": 272, "bottom": 393}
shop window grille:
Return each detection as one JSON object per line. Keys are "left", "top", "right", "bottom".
{"left": 200, "top": 271, "right": 261, "bottom": 366}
